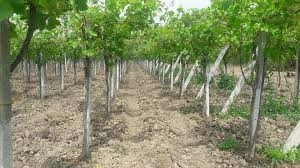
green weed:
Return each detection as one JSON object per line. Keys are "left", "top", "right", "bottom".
{"left": 217, "top": 74, "right": 235, "bottom": 91}
{"left": 219, "top": 136, "right": 239, "bottom": 151}
{"left": 224, "top": 106, "right": 250, "bottom": 118}
{"left": 260, "top": 145, "right": 300, "bottom": 164}
{"left": 194, "top": 73, "right": 204, "bottom": 85}
{"left": 222, "top": 94, "right": 300, "bottom": 124}
{"left": 262, "top": 94, "right": 300, "bottom": 124}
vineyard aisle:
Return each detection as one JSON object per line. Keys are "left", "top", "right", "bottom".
{"left": 84, "top": 64, "right": 247, "bottom": 168}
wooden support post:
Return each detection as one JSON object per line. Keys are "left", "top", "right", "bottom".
{"left": 284, "top": 121, "right": 300, "bottom": 152}
{"left": 203, "top": 65, "right": 210, "bottom": 118}
{"left": 60, "top": 62, "right": 64, "bottom": 94}
{"left": 162, "top": 63, "right": 165, "bottom": 84}
{"left": 172, "top": 55, "right": 181, "bottom": 71}
{"left": 171, "top": 59, "right": 174, "bottom": 91}
{"left": 183, "top": 60, "right": 199, "bottom": 93}
{"left": 221, "top": 61, "right": 256, "bottom": 114}
{"left": 174, "top": 61, "right": 182, "bottom": 83}
{"left": 117, "top": 61, "right": 120, "bottom": 90}
{"left": 294, "top": 48, "right": 300, "bottom": 100}
{"left": 94, "top": 60, "right": 97, "bottom": 76}
{"left": 164, "top": 64, "right": 171, "bottom": 75}
{"left": 196, "top": 45, "right": 230, "bottom": 99}
{"left": 111, "top": 64, "right": 115, "bottom": 98}
{"left": 64, "top": 56, "right": 68, "bottom": 73}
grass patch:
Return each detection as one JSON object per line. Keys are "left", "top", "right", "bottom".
{"left": 219, "top": 136, "right": 239, "bottom": 151}
{"left": 262, "top": 94, "right": 300, "bottom": 124}
{"left": 217, "top": 74, "right": 236, "bottom": 91}
{"left": 260, "top": 145, "right": 300, "bottom": 164}
{"left": 222, "top": 106, "right": 250, "bottom": 119}
{"left": 173, "top": 67, "right": 180, "bottom": 77}
{"left": 194, "top": 73, "right": 204, "bottom": 85}
{"left": 179, "top": 106, "right": 195, "bottom": 114}
{"left": 221, "top": 93, "right": 299, "bottom": 124}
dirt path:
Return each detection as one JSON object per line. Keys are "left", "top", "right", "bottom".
{"left": 81, "top": 65, "right": 249, "bottom": 168}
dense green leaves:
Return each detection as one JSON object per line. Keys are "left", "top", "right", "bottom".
{"left": 6, "top": 0, "right": 299, "bottom": 72}
{"left": 73, "top": 0, "right": 88, "bottom": 11}
{"left": 0, "top": 0, "right": 25, "bottom": 20}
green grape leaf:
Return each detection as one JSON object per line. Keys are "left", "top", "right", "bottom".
{"left": 10, "top": 23, "right": 18, "bottom": 38}
{"left": 32, "top": 9, "right": 47, "bottom": 30}
{"left": 73, "top": 0, "right": 88, "bottom": 11}
{"left": 46, "top": 17, "right": 60, "bottom": 30}
{"left": 0, "top": 0, "right": 14, "bottom": 20}
{"left": 88, "top": 29, "right": 97, "bottom": 37}
{"left": 10, "top": 0, "right": 26, "bottom": 15}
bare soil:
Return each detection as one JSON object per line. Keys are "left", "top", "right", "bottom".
{"left": 11, "top": 64, "right": 299, "bottom": 168}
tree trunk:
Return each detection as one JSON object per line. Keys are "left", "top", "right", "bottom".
{"left": 10, "top": 3, "right": 37, "bottom": 73}
{"left": 23, "top": 60, "right": 26, "bottom": 78}
{"left": 224, "top": 55, "right": 228, "bottom": 74}
{"left": 98, "top": 61, "right": 101, "bottom": 69}
{"left": 158, "top": 59, "right": 161, "bottom": 80}
{"left": 74, "top": 61, "right": 77, "bottom": 85}
{"left": 111, "top": 64, "right": 115, "bottom": 98}
{"left": 94, "top": 60, "right": 97, "bottom": 76}
{"left": 294, "top": 48, "right": 300, "bottom": 101}
{"left": 151, "top": 61, "right": 154, "bottom": 75}
{"left": 123, "top": 61, "right": 127, "bottom": 74}
{"left": 60, "top": 62, "right": 64, "bottom": 94}
{"left": 180, "top": 59, "right": 186, "bottom": 97}
{"left": 162, "top": 63, "right": 165, "bottom": 84}
{"left": 203, "top": 65, "right": 210, "bottom": 118}
{"left": 27, "top": 59, "right": 31, "bottom": 83}
{"left": 120, "top": 60, "right": 123, "bottom": 81}
{"left": 232, "top": 64, "right": 235, "bottom": 76}
{"left": 117, "top": 61, "right": 120, "bottom": 90}
{"left": 104, "top": 55, "right": 111, "bottom": 116}
{"left": 171, "top": 59, "right": 174, "bottom": 91}
{"left": 64, "top": 56, "right": 68, "bottom": 73}
{"left": 35, "top": 64, "right": 38, "bottom": 75}
{"left": 38, "top": 52, "right": 45, "bottom": 99}
{"left": 249, "top": 32, "right": 267, "bottom": 159}
{"left": 44, "top": 63, "right": 47, "bottom": 84}
{"left": 55, "top": 63, "right": 58, "bottom": 76}
{"left": 81, "top": 57, "right": 92, "bottom": 159}
{"left": 277, "top": 70, "right": 281, "bottom": 88}
{"left": 0, "top": 19, "right": 12, "bottom": 168}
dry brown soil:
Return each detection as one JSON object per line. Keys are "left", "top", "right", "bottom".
{"left": 11, "top": 64, "right": 299, "bottom": 168}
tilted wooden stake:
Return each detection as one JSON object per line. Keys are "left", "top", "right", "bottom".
{"left": 221, "top": 61, "right": 256, "bottom": 114}
{"left": 196, "top": 45, "right": 230, "bottom": 99}
{"left": 175, "top": 55, "right": 189, "bottom": 84}
{"left": 182, "top": 60, "right": 199, "bottom": 93}
{"left": 284, "top": 121, "right": 300, "bottom": 152}
{"left": 174, "top": 61, "right": 182, "bottom": 83}
{"left": 171, "top": 59, "right": 174, "bottom": 91}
